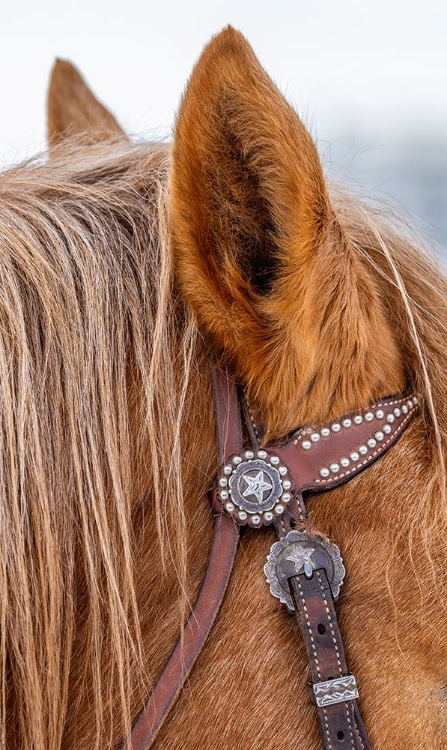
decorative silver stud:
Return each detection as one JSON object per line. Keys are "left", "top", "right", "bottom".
{"left": 279, "top": 466, "right": 287, "bottom": 476}
{"left": 302, "top": 440, "right": 312, "bottom": 450}
{"left": 342, "top": 418, "right": 352, "bottom": 428}
{"left": 340, "top": 457, "right": 350, "bottom": 468}
{"left": 220, "top": 490, "right": 229, "bottom": 501}
{"left": 375, "top": 409, "right": 384, "bottom": 419}
{"left": 407, "top": 400, "right": 413, "bottom": 409}
{"left": 224, "top": 465, "right": 233, "bottom": 475}
{"left": 270, "top": 456, "right": 280, "bottom": 465}
{"left": 375, "top": 431, "right": 384, "bottom": 441}
{"left": 251, "top": 515, "right": 261, "bottom": 526}
{"left": 354, "top": 415, "right": 363, "bottom": 425}
{"left": 412, "top": 396, "right": 418, "bottom": 405}
{"left": 275, "top": 505, "right": 285, "bottom": 515}
{"left": 320, "top": 468, "right": 330, "bottom": 478}
{"left": 383, "top": 424, "right": 392, "bottom": 434}
{"left": 282, "top": 480, "right": 292, "bottom": 490}
{"left": 225, "top": 502, "right": 235, "bottom": 513}
{"left": 330, "top": 463, "right": 340, "bottom": 473}
{"left": 311, "top": 433, "right": 320, "bottom": 442}
{"left": 365, "top": 412, "right": 374, "bottom": 422}
{"left": 332, "top": 423, "right": 341, "bottom": 432}
{"left": 257, "top": 450, "right": 267, "bottom": 460}
{"left": 321, "top": 427, "right": 331, "bottom": 437}
{"left": 232, "top": 455, "right": 242, "bottom": 465}
{"left": 386, "top": 414, "right": 395, "bottom": 423}
{"left": 401, "top": 404, "right": 408, "bottom": 414}
{"left": 350, "top": 451, "right": 359, "bottom": 462}
{"left": 358, "top": 445, "right": 368, "bottom": 455}
{"left": 282, "top": 493, "right": 291, "bottom": 503}
{"left": 219, "top": 477, "right": 228, "bottom": 487}
{"left": 394, "top": 407, "right": 401, "bottom": 417}
{"left": 238, "top": 511, "right": 248, "bottom": 522}
{"left": 367, "top": 438, "right": 376, "bottom": 449}
{"left": 264, "top": 511, "right": 274, "bottom": 522}
{"left": 244, "top": 450, "right": 255, "bottom": 460}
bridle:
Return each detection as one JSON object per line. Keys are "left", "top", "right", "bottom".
{"left": 124, "top": 368, "right": 419, "bottom": 750}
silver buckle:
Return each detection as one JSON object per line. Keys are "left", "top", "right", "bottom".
{"left": 311, "top": 675, "right": 359, "bottom": 707}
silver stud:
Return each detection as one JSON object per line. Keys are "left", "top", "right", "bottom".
{"left": 412, "top": 396, "right": 418, "bottom": 405}
{"left": 386, "top": 413, "right": 395, "bottom": 423}
{"left": 263, "top": 511, "right": 274, "bottom": 522}
{"left": 340, "top": 457, "right": 350, "bottom": 468}
{"left": 274, "top": 504, "right": 285, "bottom": 515}
{"left": 375, "top": 431, "right": 384, "bottom": 441}
{"left": 383, "top": 424, "right": 392, "bottom": 434}
{"left": 354, "top": 415, "right": 363, "bottom": 424}
{"left": 244, "top": 450, "right": 254, "bottom": 460}
{"left": 375, "top": 409, "right": 384, "bottom": 419}
{"left": 407, "top": 400, "right": 413, "bottom": 409}
{"left": 282, "top": 479, "right": 292, "bottom": 490}
{"left": 223, "top": 465, "right": 233, "bottom": 475}
{"left": 394, "top": 407, "right": 401, "bottom": 417}
{"left": 342, "top": 418, "right": 352, "bottom": 428}
{"left": 330, "top": 463, "right": 340, "bottom": 473}
{"left": 270, "top": 456, "right": 280, "bottom": 465}
{"left": 219, "top": 477, "right": 228, "bottom": 487}
{"left": 238, "top": 511, "right": 248, "bottom": 522}
{"left": 282, "top": 493, "right": 291, "bottom": 503}
{"left": 350, "top": 451, "right": 359, "bottom": 462}
{"left": 321, "top": 427, "right": 331, "bottom": 437}
{"left": 311, "top": 432, "right": 320, "bottom": 442}
{"left": 365, "top": 412, "right": 374, "bottom": 422}
{"left": 302, "top": 440, "right": 312, "bottom": 450}
{"left": 251, "top": 515, "right": 261, "bottom": 526}
{"left": 367, "top": 438, "right": 376, "bottom": 449}
{"left": 232, "top": 455, "right": 242, "bottom": 465}
{"left": 359, "top": 445, "right": 368, "bottom": 455}
{"left": 332, "top": 423, "right": 341, "bottom": 432}
{"left": 401, "top": 404, "right": 408, "bottom": 414}
{"left": 279, "top": 466, "right": 287, "bottom": 476}
{"left": 320, "top": 467, "right": 330, "bottom": 478}
{"left": 257, "top": 450, "right": 267, "bottom": 460}
{"left": 220, "top": 490, "right": 229, "bottom": 501}
{"left": 224, "top": 502, "right": 235, "bottom": 513}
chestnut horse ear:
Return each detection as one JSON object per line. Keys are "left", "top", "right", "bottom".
{"left": 170, "top": 27, "right": 404, "bottom": 435}
{"left": 47, "top": 60, "right": 124, "bottom": 145}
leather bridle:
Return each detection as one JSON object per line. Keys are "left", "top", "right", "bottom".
{"left": 124, "top": 367, "right": 418, "bottom": 750}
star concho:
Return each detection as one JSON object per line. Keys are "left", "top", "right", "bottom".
{"left": 264, "top": 530, "right": 345, "bottom": 611}
{"left": 217, "top": 450, "right": 293, "bottom": 527}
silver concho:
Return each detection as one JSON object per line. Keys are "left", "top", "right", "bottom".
{"left": 264, "top": 530, "right": 345, "bottom": 612}
{"left": 217, "top": 450, "right": 292, "bottom": 527}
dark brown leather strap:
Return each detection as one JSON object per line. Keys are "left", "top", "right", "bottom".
{"left": 289, "top": 570, "right": 369, "bottom": 750}
{"left": 125, "top": 369, "right": 240, "bottom": 750}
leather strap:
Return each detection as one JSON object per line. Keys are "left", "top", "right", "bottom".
{"left": 289, "top": 570, "right": 369, "bottom": 750}
{"left": 125, "top": 369, "right": 240, "bottom": 750}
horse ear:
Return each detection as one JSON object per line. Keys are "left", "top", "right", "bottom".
{"left": 47, "top": 60, "right": 124, "bottom": 145}
{"left": 170, "top": 27, "right": 404, "bottom": 435}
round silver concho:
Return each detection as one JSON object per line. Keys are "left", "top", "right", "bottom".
{"left": 217, "top": 450, "right": 292, "bottom": 527}
{"left": 264, "top": 530, "right": 345, "bottom": 612}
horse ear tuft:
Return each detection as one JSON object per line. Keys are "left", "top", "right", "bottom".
{"left": 47, "top": 60, "right": 124, "bottom": 145}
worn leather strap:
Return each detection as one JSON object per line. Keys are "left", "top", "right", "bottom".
{"left": 289, "top": 570, "right": 369, "bottom": 750}
{"left": 125, "top": 369, "right": 240, "bottom": 750}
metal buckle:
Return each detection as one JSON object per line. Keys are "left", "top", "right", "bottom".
{"left": 310, "top": 675, "right": 359, "bottom": 707}
{"left": 264, "top": 530, "right": 345, "bottom": 612}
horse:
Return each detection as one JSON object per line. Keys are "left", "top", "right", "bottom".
{"left": 1, "top": 25, "right": 447, "bottom": 750}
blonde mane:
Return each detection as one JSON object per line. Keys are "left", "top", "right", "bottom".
{"left": 0, "top": 134, "right": 446, "bottom": 748}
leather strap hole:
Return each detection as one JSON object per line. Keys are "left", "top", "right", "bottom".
{"left": 337, "top": 730, "right": 345, "bottom": 741}
{"left": 317, "top": 623, "right": 326, "bottom": 635}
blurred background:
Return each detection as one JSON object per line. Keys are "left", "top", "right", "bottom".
{"left": 0, "top": 0, "right": 445, "bottom": 252}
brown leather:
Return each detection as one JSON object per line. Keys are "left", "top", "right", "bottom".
{"left": 289, "top": 570, "right": 369, "bottom": 750}
{"left": 125, "top": 369, "right": 240, "bottom": 750}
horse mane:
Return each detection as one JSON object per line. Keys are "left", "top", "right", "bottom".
{"left": 0, "top": 137, "right": 446, "bottom": 748}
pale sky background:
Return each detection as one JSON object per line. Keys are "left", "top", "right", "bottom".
{"left": 1, "top": 0, "right": 446, "bottom": 246}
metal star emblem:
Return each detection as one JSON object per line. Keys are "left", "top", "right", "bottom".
{"left": 242, "top": 470, "right": 273, "bottom": 504}
{"left": 286, "top": 547, "right": 316, "bottom": 579}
